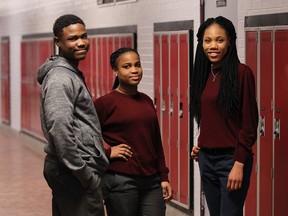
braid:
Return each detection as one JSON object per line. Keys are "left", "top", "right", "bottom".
{"left": 191, "top": 16, "right": 240, "bottom": 127}
{"left": 215, "top": 16, "right": 240, "bottom": 119}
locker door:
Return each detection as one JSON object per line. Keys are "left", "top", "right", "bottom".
{"left": 34, "top": 40, "right": 51, "bottom": 137}
{"left": 245, "top": 31, "right": 258, "bottom": 216}
{"left": 102, "top": 37, "right": 109, "bottom": 95}
{"left": 30, "top": 41, "right": 38, "bottom": 133}
{"left": 126, "top": 35, "right": 133, "bottom": 48}
{"left": 21, "top": 42, "right": 27, "bottom": 129}
{"left": 154, "top": 35, "right": 161, "bottom": 121}
{"left": 274, "top": 30, "right": 288, "bottom": 216}
{"left": 169, "top": 34, "right": 179, "bottom": 200}
{"left": 114, "top": 37, "right": 120, "bottom": 49}
{"left": 161, "top": 34, "right": 170, "bottom": 167}
{"left": 259, "top": 30, "right": 273, "bottom": 216}
{"left": 79, "top": 38, "right": 93, "bottom": 92}
{"left": 90, "top": 38, "right": 97, "bottom": 100}
{"left": 179, "top": 33, "right": 189, "bottom": 205}
{"left": 107, "top": 37, "right": 114, "bottom": 91}
{"left": 96, "top": 38, "right": 104, "bottom": 97}
{"left": 1, "top": 40, "right": 10, "bottom": 124}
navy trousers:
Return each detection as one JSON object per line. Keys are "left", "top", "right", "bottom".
{"left": 44, "top": 160, "right": 105, "bottom": 216}
{"left": 198, "top": 149, "right": 253, "bottom": 216}
{"left": 102, "top": 172, "right": 166, "bottom": 216}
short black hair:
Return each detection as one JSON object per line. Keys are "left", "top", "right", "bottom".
{"left": 53, "top": 14, "right": 85, "bottom": 38}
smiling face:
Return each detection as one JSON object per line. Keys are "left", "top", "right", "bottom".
{"left": 55, "top": 23, "right": 89, "bottom": 65}
{"left": 202, "top": 23, "right": 229, "bottom": 67}
{"left": 114, "top": 51, "right": 143, "bottom": 92}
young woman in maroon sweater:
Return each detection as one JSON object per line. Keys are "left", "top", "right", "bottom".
{"left": 191, "top": 16, "right": 258, "bottom": 216}
{"left": 94, "top": 47, "right": 172, "bottom": 216}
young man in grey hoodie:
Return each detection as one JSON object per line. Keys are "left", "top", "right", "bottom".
{"left": 37, "top": 14, "right": 109, "bottom": 216}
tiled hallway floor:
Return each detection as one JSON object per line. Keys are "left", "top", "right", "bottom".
{"left": 0, "top": 124, "right": 51, "bottom": 216}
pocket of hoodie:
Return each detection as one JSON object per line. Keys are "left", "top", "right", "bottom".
{"left": 81, "top": 132, "right": 102, "bottom": 156}
{"left": 93, "top": 135, "right": 109, "bottom": 169}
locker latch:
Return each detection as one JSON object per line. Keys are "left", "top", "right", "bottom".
{"left": 274, "top": 119, "right": 280, "bottom": 140}
{"left": 259, "top": 116, "right": 265, "bottom": 137}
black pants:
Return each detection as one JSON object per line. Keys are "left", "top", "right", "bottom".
{"left": 102, "top": 172, "right": 166, "bottom": 216}
{"left": 198, "top": 149, "right": 253, "bottom": 216}
{"left": 43, "top": 160, "right": 104, "bottom": 216}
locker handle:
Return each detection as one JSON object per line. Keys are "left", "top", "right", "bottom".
{"left": 161, "top": 101, "right": 166, "bottom": 112}
{"left": 259, "top": 116, "right": 265, "bottom": 137}
{"left": 274, "top": 119, "right": 280, "bottom": 140}
{"left": 169, "top": 101, "right": 173, "bottom": 116}
{"left": 179, "top": 102, "right": 183, "bottom": 118}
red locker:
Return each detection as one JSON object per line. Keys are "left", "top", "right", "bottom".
{"left": 179, "top": 34, "right": 189, "bottom": 205}
{"left": 154, "top": 35, "right": 161, "bottom": 122}
{"left": 169, "top": 34, "right": 179, "bottom": 200}
{"left": 107, "top": 37, "right": 115, "bottom": 92}
{"left": 35, "top": 40, "right": 53, "bottom": 138}
{"left": 79, "top": 38, "right": 93, "bottom": 92}
{"left": 102, "top": 37, "right": 109, "bottom": 95}
{"left": 96, "top": 37, "right": 104, "bottom": 97}
{"left": 274, "top": 30, "right": 288, "bottom": 216}
{"left": 1, "top": 39, "right": 10, "bottom": 124}
{"left": 90, "top": 38, "right": 97, "bottom": 100}
{"left": 114, "top": 37, "right": 120, "bottom": 50}
{"left": 154, "top": 32, "right": 191, "bottom": 207}
{"left": 21, "top": 39, "right": 53, "bottom": 138}
{"left": 160, "top": 34, "right": 170, "bottom": 168}
{"left": 245, "top": 31, "right": 258, "bottom": 216}
{"left": 245, "top": 29, "right": 288, "bottom": 216}
{"left": 21, "top": 41, "right": 32, "bottom": 131}
{"left": 259, "top": 30, "right": 273, "bottom": 216}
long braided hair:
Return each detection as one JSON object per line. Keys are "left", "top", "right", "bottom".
{"left": 191, "top": 16, "right": 240, "bottom": 127}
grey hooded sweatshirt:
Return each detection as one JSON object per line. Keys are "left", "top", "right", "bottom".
{"left": 37, "top": 55, "right": 109, "bottom": 185}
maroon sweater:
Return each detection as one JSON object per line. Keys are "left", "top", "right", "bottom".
{"left": 199, "top": 63, "right": 259, "bottom": 163}
{"left": 94, "top": 90, "right": 169, "bottom": 181}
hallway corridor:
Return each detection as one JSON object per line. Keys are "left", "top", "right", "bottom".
{"left": 0, "top": 124, "right": 51, "bottom": 216}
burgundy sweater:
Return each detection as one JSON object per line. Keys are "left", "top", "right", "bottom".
{"left": 94, "top": 90, "right": 169, "bottom": 181}
{"left": 199, "top": 63, "right": 259, "bottom": 163}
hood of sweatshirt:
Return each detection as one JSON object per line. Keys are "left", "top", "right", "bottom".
{"left": 37, "top": 55, "right": 79, "bottom": 85}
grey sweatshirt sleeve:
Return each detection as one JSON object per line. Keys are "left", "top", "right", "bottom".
{"left": 42, "top": 70, "right": 92, "bottom": 183}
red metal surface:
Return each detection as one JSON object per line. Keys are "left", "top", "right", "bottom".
{"left": 1, "top": 40, "right": 10, "bottom": 124}
{"left": 154, "top": 35, "right": 161, "bottom": 123}
{"left": 179, "top": 33, "right": 189, "bottom": 205}
{"left": 274, "top": 30, "right": 288, "bottom": 216}
{"left": 258, "top": 31, "right": 273, "bottom": 216}
{"left": 244, "top": 31, "right": 258, "bottom": 216}
{"left": 169, "top": 34, "right": 179, "bottom": 200}
{"left": 102, "top": 37, "right": 108, "bottom": 95}
{"left": 160, "top": 34, "right": 170, "bottom": 169}
{"left": 107, "top": 37, "right": 114, "bottom": 92}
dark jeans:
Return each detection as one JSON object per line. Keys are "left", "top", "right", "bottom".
{"left": 102, "top": 172, "right": 166, "bottom": 216}
{"left": 43, "top": 160, "right": 104, "bottom": 216}
{"left": 198, "top": 149, "right": 253, "bottom": 216}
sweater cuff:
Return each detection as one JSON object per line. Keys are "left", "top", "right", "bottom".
{"left": 160, "top": 172, "right": 169, "bottom": 182}
{"left": 234, "top": 144, "right": 251, "bottom": 164}
{"left": 104, "top": 147, "right": 111, "bottom": 159}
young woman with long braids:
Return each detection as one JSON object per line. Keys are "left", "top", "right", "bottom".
{"left": 191, "top": 16, "right": 258, "bottom": 216}
{"left": 94, "top": 47, "right": 172, "bottom": 216}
